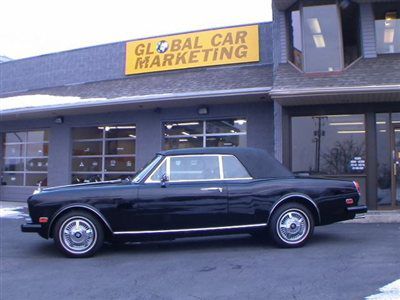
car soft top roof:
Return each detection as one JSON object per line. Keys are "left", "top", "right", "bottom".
{"left": 158, "top": 147, "right": 294, "bottom": 179}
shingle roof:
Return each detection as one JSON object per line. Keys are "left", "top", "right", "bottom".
{"left": 0, "top": 64, "right": 273, "bottom": 100}
{"left": 272, "top": 54, "right": 400, "bottom": 95}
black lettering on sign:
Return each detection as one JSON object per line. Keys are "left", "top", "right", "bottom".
{"left": 188, "top": 50, "right": 200, "bottom": 63}
{"left": 170, "top": 39, "right": 181, "bottom": 51}
{"left": 162, "top": 54, "right": 174, "bottom": 66}
{"left": 175, "top": 52, "right": 187, "bottom": 64}
{"left": 235, "top": 45, "right": 248, "bottom": 58}
{"left": 135, "top": 56, "right": 150, "bottom": 69}
{"left": 235, "top": 31, "right": 248, "bottom": 44}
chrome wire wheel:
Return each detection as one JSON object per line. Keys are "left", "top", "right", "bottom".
{"left": 59, "top": 217, "right": 97, "bottom": 254}
{"left": 276, "top": 209, "right": 310, "bottom": 245}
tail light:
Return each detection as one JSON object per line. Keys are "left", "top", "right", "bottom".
{"left": 353, "top": 181, "right": 361, "bottom": 195}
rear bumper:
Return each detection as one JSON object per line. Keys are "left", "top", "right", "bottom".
{"left": 346, "top": 205, "right": 368, "bottom": 214}
{"left": 21, "top": 223, "right": 42, "bottom": 233}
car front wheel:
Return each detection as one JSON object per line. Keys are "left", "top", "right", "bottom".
{"left": 53, "top": 211, "right": 104, "bottom": 258}
{"left": 269, "top": 203, "right": 314, "bottom": 248}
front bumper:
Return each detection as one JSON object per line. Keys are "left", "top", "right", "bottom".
{"left": 346, "top": 205, "right": 368, "bottom": 214}
{"left": 21, "top": 223, "right": 42, "bottom": 233}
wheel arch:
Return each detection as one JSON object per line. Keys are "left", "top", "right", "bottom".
{"left": 267, "top": 194, "right": 321, "bottom": 226}
{"left": 48, "top": 204, "right": 113, "bottom": 238}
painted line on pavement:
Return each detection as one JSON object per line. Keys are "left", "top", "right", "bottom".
{"left": 366, "top": 279, "right": 400, "bottom": 300}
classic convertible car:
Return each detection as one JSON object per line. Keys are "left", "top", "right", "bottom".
{"left": 22, "top": 147, "right": 367, "bottom": 257}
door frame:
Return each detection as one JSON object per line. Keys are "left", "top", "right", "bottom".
{"left": 390, "top": 124, "right": 400, "bottom": 209}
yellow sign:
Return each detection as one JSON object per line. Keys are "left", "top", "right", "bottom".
{"left": 125, "top": 25, "right": 259, "bottom": 75}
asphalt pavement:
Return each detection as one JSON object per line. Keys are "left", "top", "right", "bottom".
{"left": 1, "top": 206, "right": 400, "bottom": 300}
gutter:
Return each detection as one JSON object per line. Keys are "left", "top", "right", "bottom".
{"left": 0, "top": 87, "right": 271, "bottom": 117}
{"left": 270, "top": 84, "right": 400, "bottom": 98}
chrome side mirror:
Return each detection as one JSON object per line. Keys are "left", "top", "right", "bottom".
{"left": 160, "top": 174, "right": 169, "bottom": 187}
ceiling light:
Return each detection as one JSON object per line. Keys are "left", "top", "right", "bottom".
{"left": 337, "top": 130, "right": 365, "bottom": 134}
{"left": 234, "top": 119, "right": 247, "bottom": 125}
{"left": 307, "top": 18, "right": 322, "bottom": 34}
{"left": 313, "top": 35, "right": 326, "bottom": 48}
{"left": 116, "top": 126, "right": 136, "bottom": 129}
{"left": 329, "top": 122, "right": 364, "bottom": 126}
{"left": 384, "top": 29, "right": 395, "bottom": 44}
{"left": 179, "top": 139, "right": 188, "bottom": 142}
{"left": 181, "top": 131, "right": 190, "bottom": 136}
{"left": 376, "top": 121, "right": 386, "bottom": 125}
{"left": 177, "top": 122, "right": 199, "bottom": 126}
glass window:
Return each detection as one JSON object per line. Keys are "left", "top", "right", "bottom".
{"left": 170, "top": 156, "right": 220, "bottom": 181}
{"left": 71, "top": 125, "right": 136, "bottom": 183}
{"left": 341, "top": 2, "right": 361, "bottom": 67}
{"left": 163, "top": 119, "right": 247, "bottom": 150}
{"left": 303, "top": 4, "right": 343, "bottom": 72}
{"left": 376, "top": 113, "right": 400, "bottom": 207}
{"left": 288, "top": 3, "right": 303, "bottom": 69}
{"left": 376, "top": 113, "right": 391, "bottom": 206}
{"left": 291, "top": 115, "right": 366, "bottom": 175}
{"left": 148, "top": 160, "right": 167, "bottom": 182}
{"left": 222, "top": 155, "right": 251, "bottom": 179}
{"left": 288, "top": 2, "right": 359, "bottom": 72}
{"left": 1, "top": 129, "right": 49, "bottom": 186}
{"left": 374, "top": 4, "right": 400, "bottom": 54}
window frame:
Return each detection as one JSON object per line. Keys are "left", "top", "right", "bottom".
{"left": 145, "top": 154, "right": 253, "bottom": 184}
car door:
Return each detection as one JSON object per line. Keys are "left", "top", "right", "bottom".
{"left": 223, "top": 155, "right": 268, "bottom": 225}
{"left": 135, "top": 155, "right": 228, "bottom": 231}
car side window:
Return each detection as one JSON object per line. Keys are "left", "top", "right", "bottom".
{"left": 222, "top": 155, "right": 251, "bottom": 179}
{"left": 170, "top": 156, "right": 220, "bottom": 181}
{"left": 149, "top": 160, "right": 167, "bottom": 182}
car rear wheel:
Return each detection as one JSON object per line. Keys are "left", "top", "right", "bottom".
{"left": 268, "top": 203, "right": 314, "bottom": 248}
{"left": 53, "top": 211, "right": 104, "bottom": 258}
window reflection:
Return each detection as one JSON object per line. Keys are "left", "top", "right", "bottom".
{"left": 291, "top": 115, "right": 366, "bottom": 175}
{"left": 374, "top": 4, "right": 400, "bottom": 54}
{"left": 1, "top": 130, "right": 49, "bottom": 186}
{"left": 163, "top": 119, "right": 247, "bottom": 150}
{"left": 71, "top": 125, "right": 136, "bottom": 183}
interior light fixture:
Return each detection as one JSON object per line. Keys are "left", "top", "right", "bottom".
{"left": 177, "top": 122, "right": 199, "bottom": 126}
{"left": 313, "top": 35, "right": 326, "bottom": 48}
{"left": 307, "top": 18, "right": 322, "bottom": 34}
{"left": 329, "top": 122, "right": 364, "bottom": 126}
{"left": 384, "top": 28, "right": 395, "bottom": 44}
{"left": 337, "top": 130, "right": 366, "bottom": 134}
{"left": 181, "top": 131, "right": 190, "bottom": 136}
{"left": 234, "top": 119, "right": 247, "bottom": 125}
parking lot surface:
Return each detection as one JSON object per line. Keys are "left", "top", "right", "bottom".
{"left": 1, "top": 209, "right": 400, "bottom": 300}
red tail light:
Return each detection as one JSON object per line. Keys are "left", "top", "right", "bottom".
{"left": 353, "top": 181, "right": 361, "bottom": 195}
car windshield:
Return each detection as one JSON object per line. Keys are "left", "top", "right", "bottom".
{"left": 132, "top": 155, "right": 163, "bottom": 183}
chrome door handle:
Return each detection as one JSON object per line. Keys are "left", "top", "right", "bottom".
{"left": 201, "top": 187, "right": 223, "bottom": 192}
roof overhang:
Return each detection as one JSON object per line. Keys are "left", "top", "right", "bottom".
{"left": 0, "top": 87, "right": 271, "bottom": 121}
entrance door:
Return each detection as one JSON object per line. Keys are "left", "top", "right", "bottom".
{"left": 391, "top": 126, "right": 400, "bottom": 208}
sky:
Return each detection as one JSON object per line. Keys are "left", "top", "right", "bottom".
{"left": 0, "top": 0, "right": 272, "bottom": 60}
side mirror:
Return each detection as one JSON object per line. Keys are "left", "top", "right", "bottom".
{"left": 160, "top": 174, "right": 169, "bottom": 187}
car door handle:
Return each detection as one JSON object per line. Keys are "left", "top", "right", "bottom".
{"left": 201, "top": 187, "right": 223, "bottom": 192}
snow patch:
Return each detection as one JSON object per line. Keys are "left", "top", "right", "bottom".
{"left": 366, "top": 279, "right": 400, "bottom": 300}
{"left": 0, "top": 94, "right": 107, "bottom": 111}
{"left": 0, "top": 206, "right": 28, "bottom": 219}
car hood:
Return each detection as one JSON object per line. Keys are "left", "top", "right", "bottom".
{"left": 41, "top": 179, "right": 131, "bottom": 193}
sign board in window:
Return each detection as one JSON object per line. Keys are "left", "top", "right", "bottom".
{"left": 125, "top": 25, "right": 260, "bottom": 75}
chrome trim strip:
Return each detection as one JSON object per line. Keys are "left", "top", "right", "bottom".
{"left": 267, "top": 193, "right": 321, "bottom": 225}
{"left": 113, "top": 223, "right": 267, "bottom": 235}
{"left": 48, "top": 204, "right": 113, "bottom": 237}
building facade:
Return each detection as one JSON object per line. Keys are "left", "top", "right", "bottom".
{"left": 1, "top": 0, "right": 399, "bottom": 210}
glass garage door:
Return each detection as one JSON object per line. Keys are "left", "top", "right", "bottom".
{"left": 1, "top": 130, "right": 49, "bottom": 187}
{"left": 71, "top": 125, "right": 136, "bottom": 184}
